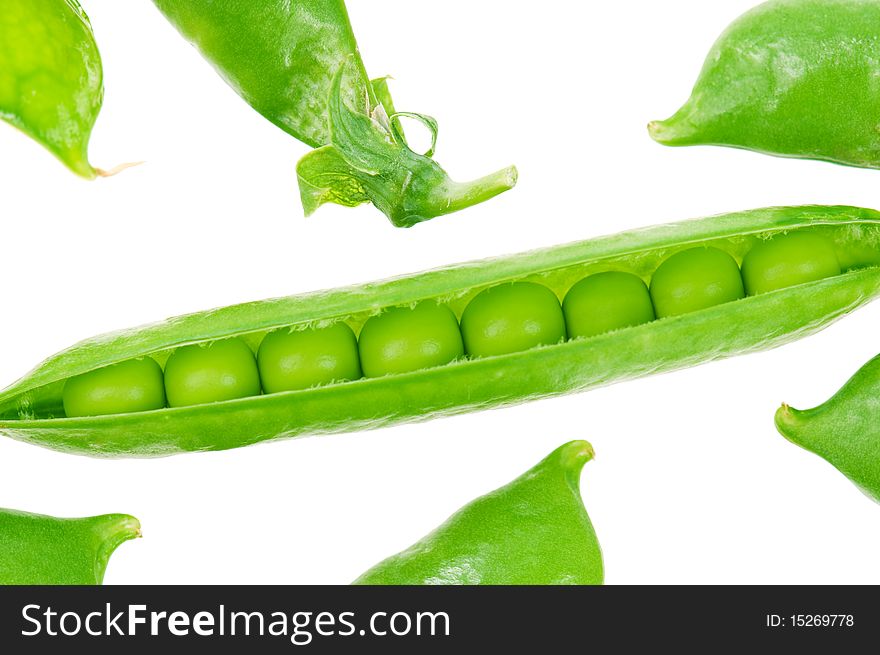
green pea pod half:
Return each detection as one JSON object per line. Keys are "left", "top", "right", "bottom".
{"left": 151, "top": 0, "right": 364, "bottom": 148}
{"left": 354, "top": 441, "right": 602, "bottom": 585}
{"left": 2, "top": 205, "right": 880, "bottom": 458}
{"left": 649, "top": 0, "right": 880, "bottom": 169}
{"left": 776, "top": 355, "right": 880, "bottom": 504}
{"left": 150, "top": 0, "right": 516, "bottom": 227}
{"left": 0, "top": 508, "right": 140, "bottom": 584}
{"left": 0, "top": 0, "right": 103, "bottom": 178}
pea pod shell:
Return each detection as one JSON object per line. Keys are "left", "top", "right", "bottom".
{"left": 649, "top": 0, "right": 880, "bottom": 169}
{"left": 151, "top": 0, "right": 370, "bottom": 148}
{"left": 776, "top": 354, "right": 880, "bottom": 503}
{"left": 354, "top": 441, "right": 602, "bottom": 585}
{"left": 0, "top": 0, "right": 102, "bottom": 177}
{"left": 2, "top": 205, "right": 880, "bottom": 458}
{"left": 151, "top": 0, "right": 516, "bottom": 226}
{"left": 0, "top": 508, "right": 140, "bottom": 584}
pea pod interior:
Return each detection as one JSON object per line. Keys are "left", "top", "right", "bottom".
{"left": 3, "top": 205, "right": 880, "bottom": 458}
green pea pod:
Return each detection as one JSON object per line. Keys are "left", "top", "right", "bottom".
{"left": 649, "top": 0, "right": 880, "bottom": 169}
{"left": 150, "top": 0, "right": 366, "bottom": 148}
{"left": 151, "top": 0, "right": 516, "bottom": 227}
{"left": 354, "top": 441, "right": 602, "bottom": 585}
{"left": 0, "top": 0, "right": 103, "bottom": 177}
{"left": 1, "top": 205, "right": 880, "bottom": 458}
{"left": 776, "top": 355, "right": 880, "bottom": 503}
{"left": 0, "top": 508, "right": 140, "bottom": 584}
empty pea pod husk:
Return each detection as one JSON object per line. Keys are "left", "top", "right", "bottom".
{"left": 2, "top": 205, "right": 880, "bottom": 458}
{"left": 649, "top": 0, "right": 880, "bottom": 169}
{"left": 354, "top": 441, "right": 603, "bottom": 585}
{"left": 0, "top": 508, "right": 140, "bottom": 584}
{"left": 776, "top": 355, "right": 880, "bottom": 504}
{"left": 0, "top": 0, "right": 103, "bottom": 178}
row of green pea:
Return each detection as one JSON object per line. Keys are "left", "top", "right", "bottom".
{"left": 61, "top": 231, "right": 841, "bottom": 418}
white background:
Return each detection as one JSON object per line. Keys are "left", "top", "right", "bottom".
{"left": 1, "top": 0, "right": 879, "bottom": 585}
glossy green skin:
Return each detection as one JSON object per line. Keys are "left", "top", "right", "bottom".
{"left": 563, "top": 272, "right": 655, "bottom": 338}
{"left": 152, "top": 0, "right": 516, "bottom": 227}
{"left": 164, "top": 338, "right": 261, "bottom": 408}
{"left": 258, "top": 323, "right": 361, "bottom": 393}
{"left": 650, "top": 0, "right": 880, "bottom": 169}
{"left": 151, "top": 0, "right": 363, "bottom": 148}
{"left": 2, "top": 206, "right": 880, "bottom": 457}
{"left": 461, "top": 282, "right": 566, "bottom": 357}
{"left": 777, "top": 355, "right": 880, "bottom": 504}
{"left": 742, "top": 233, "right": 841, "bottom": 295}
{"left": 0, "top": 508, "right": 139, "bottom": 585}
{"left": 649, "top": 247, "right": 745, "bottom": 318}
{"left": 354, "top": 441, "right": 602, "bottom": 585}
{"left": 63, "top": 358, "right": 165, "bottom": 418}
{"left": 0, "top": 0, "right": 101, "bottom": 177}
{"left": 358, "top": 303, "right": 463, "bottom": 377}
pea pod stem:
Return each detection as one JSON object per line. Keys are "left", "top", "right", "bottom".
{"left": 2, "top": 205, "right": 880, "bottom": 458}
{"left": 297, "top": 62, "right": 517, "bottom": 227}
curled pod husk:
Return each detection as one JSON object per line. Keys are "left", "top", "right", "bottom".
{"left": 354, "top": 441, "right": 602, "bottom": 585}
{"left": 151, "top": 0, "right": 516, "bottom": 226}
{"left": 0, "top": 0, "right": 103, "bottom": 177}
{"left": 0, "top": 508, "right": 140, "bottom": 584}
{"left": 2, "top": 205, "right": 880, "bottom": 458}
{"left": 650, "top": 0, "right": 880, "bottom": 169}
{"left": 777, "top": 355, "right": 880, "bottom": 503}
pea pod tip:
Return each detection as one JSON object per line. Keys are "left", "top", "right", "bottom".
{"left": 774, "top": 402, "right": 806, "bottom": 439}
{"left": 647, "top": 117, "right": 692, "bottom": 146}
{"left": 554, "top": 440, "right": 595, "bottom": 485}
{"left": 94, "top": 161, "right": 145, "bottom": 179}
{"left": 96, "top": 514, "right": 143, "bottom": 540}
{"left": 560, "top": 439, "right": 594, "bottom": 464}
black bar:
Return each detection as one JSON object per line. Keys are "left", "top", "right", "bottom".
{"left": 0, "top": 586, "right": 873, "bottom": 652}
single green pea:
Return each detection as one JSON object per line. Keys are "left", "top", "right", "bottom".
{"left": 563, "top": 272, "right": 655, "bottom": 338}
{"left": 649, "top": 247, "right": 745, "bottom": 318}
{"left": 461, "top": 282, "right": 566, "bottom": 358}
{"left": 63, "top": 358, "right": 165, "bottom": 418}
{"left": 741, "top": 233, "right": 841, "bottom": 296}
{"left": 258, "top": 323, "right": 362, "bottom": 393}
{"left": 358, "top": 302, "right": 464, "bottom": 377}
{"left": 164, "top": 338, "right": 261, "bottom": 408}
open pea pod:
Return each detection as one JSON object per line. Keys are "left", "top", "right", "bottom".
{"left": 354, "top": 441, "right": 602, "bottom": 585}
{"left": 776, "top": 355, "right": 880, "bottom": 504}
{"left": 0, "top": 508, "right": 140, "bottom": 584}
{"left": 2, "top": 205, "right": 880, "bottom": 458}
{"left": 650, "top": 0, "right": 880, "bottom": 169}
{"left": 151, "top": 0, "right": 516, "bottom": 227}
{"left": 0, "top": 0, "right": 103, "bottom": 177}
